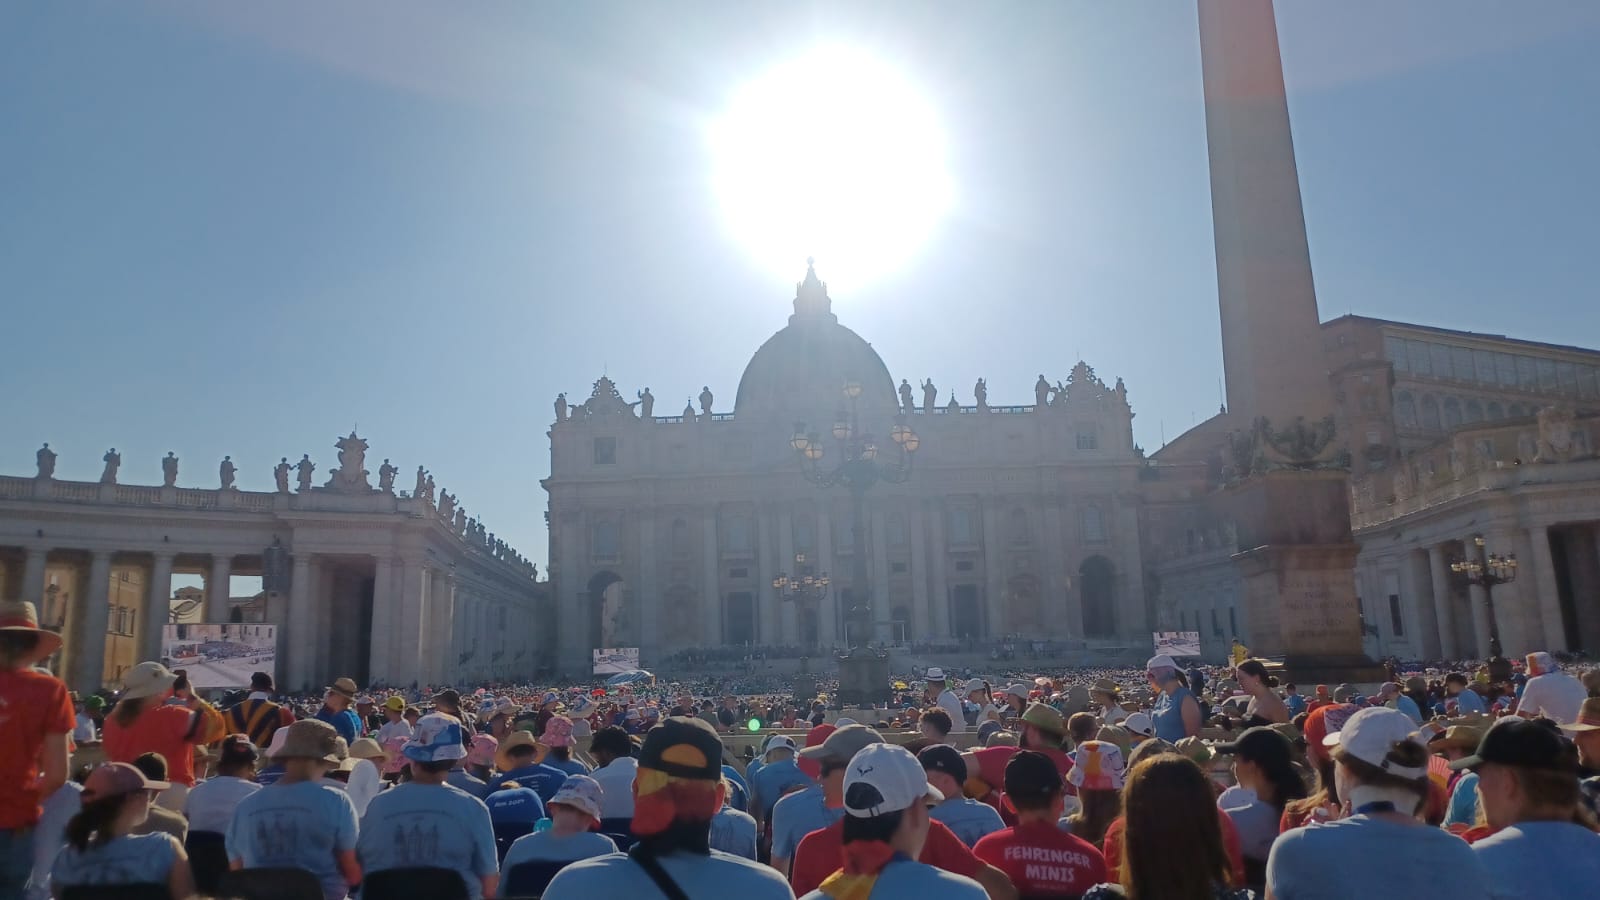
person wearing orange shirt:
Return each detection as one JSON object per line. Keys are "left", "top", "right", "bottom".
{"left": 0, "top": 601, "right": 74, "bottom": 899}
{"left": 102, "top": 661, "right": 225, "bottom": 792}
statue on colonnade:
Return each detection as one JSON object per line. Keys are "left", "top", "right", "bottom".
{"left": 219, "top": 456, "right": 236, "bottom": 490}
{"left": 162, "top": 452, "right": 179, "bottom": 487}
{"left": 295, "top": 454, "right": 315, "bottom": 492}
{"left": 899, "top": 379, "right": 914, "bottom": 414}
{"left": 974, "top": 378, "right": 988, "bottom": 410}
{"left": 921, "top": 379, "right": 937, "bottom": 414}
{"left": 637, "top": 387, "right": 654, "bottom": 419}
{"left": 325, "top": 432, "right": 372, "bottom": 491}
{"left": 555, "top": 392, "right": 569, "bottom": 422}
{"left": 274, "top": 458, "right": 292, "bottom": 493}
{"left": 100, "top": 449, "right": 120, "bottom": 484}
{"left": 699, "top": 386, "right": 714, "bottom": 416}
{"left": 1035, "top": 375, "right": 1051, "bottom": 409}
{"left": 378, "top": 459, "right": 397, "bottom": 493}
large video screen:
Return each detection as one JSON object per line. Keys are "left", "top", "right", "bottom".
{"left": 1153, "top": 631, "right": 1202, "bottom": 658}
{"left": 593, "top": 647, "right": 640, "bottom": 675}
{"left": 162, "top": 623, "right": 277, "bottom": 690}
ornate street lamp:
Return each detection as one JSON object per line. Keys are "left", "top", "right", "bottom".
{"left": 773, "top": 553, "right": 830, "bottom": 648}
{"left": 1449, "top": 534, "right": 1519, "bottom": 682}
{"left": 791, "top": 379, "right": 920, "bottom": 705}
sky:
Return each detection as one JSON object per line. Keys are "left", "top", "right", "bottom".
{"left": 3, "top": 1, "right": 1598, "bottom": 573}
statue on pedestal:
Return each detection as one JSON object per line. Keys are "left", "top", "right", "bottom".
{"left": 921, "top": 379, "right": 937, "bottom": 414}
{"left": 274, "top": 458, "right": 292, "bottom": 493}
{"left": 219, "top": 456, "right": 236, "bottom": 490}
{"left": 423, "top": 473, "right": 435, "bottom": 503}
{"left": 36, "top": 443, "right": 56, "bottom": 479}
{"left": 637, "top": 387, "right": 655, "bottom": 419}
{"left": 324, "top": 432, "right": 372, "bottom": 492}
{"left": 100, "top": 448, "right": 121, "bottom": 484}
{"left": 454, "top": 507, "right": 468, "bottom": 533}
{"left": 974, "top": 378, "right": 988, "bottom": 410}
{"left": 699, "top": 385, "right": 714, "bottom": 417}
{"left": 295, "top": 454, "right": 315, "bottom": 492}
{"left": 414, "top": 465, "right": 428, "bottom": 498}
{"left": 1034, "top": 375, "right": 1051, "bottom": 409}
{"left": 438, "top": 490, "right": 456, "bottom": 520}
{"left": 555, "top": 393, "right": 568, "bottom": 423}
{"left": 378, "top": 459, "right": 397, "bottom": 493}
{"left": 162, "top": 452, "right": 179, "bottom": 487}
{"left": 899, "top": 379, "right": 915, "bottom": 414}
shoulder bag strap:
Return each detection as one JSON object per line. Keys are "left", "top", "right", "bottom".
{"left": 628, "top": 846, "right": 693, "bottom": 900}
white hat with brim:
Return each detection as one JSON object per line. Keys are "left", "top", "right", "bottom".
{"left": 1323, "top": 706, "right": 1427, "bottom": 778}
{"left": 842, "top": 743, "right": 943, "bottom": 817}
{"left": 0, "top": 602, "right": 62, "bottom": 666}
{"left": 121, "top": 661, "right": 179, "bottom": 700}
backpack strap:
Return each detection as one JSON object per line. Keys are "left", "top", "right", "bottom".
{"left": 628, "top": 846, "right": 692, "bottom": 900}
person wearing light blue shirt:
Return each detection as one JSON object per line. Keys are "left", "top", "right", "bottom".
{"left": 919, "top": 744, "right": 1004, "bottom": 847}
{"left": 749, "top": 738, "right": 813, "bottom": 824}
{"left": 228, "top": 762, "right": 361, "bottom": 899}
{"left": 770, "top": 783, "right": 842, "bottom": 869}
{"left": 710, "top": 803, "right": 759, "bottom": 859}
{"left": 487, "top": 784, "right": 547, "bottom": 828}
{"left": 27, "top": 781, "right": 81, "bottom": 900}
{"left": 1445, "top": 673, "right": 1488, "bottom": 715}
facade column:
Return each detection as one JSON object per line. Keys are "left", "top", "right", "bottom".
{"left": 757, "top": 507, "right": 779, "bottom": 646}
{"left": 701, "top": 512, "right": 721, "bottom": 645}
{"left": 638, "top": 513, "right": 659, "bottom": 666}
{"left": 140, "top": 553, "right": 175, "bottom": 663}
{"left": 556, "top": 518, "right": 586, "bottom": 679}
{"left": 428, "top": 568, "right": 455, "bottom": 685}
{"left": 1526, "top": 525, "right": 1567, "bottom": 651}
{"left": 981, "top": 503, "right": 1007, "bottom": 638}
{"left": 286, "top": 554, "right": 315, "bottom": 692}
{"left": 313, "top": 562, "right": 336, "bottom": 690}
{"left": 870, "top": 506, "right": 891, "bottom": 642}
{"left": 778, "top": 508, "right": 797, "bottom": 646}
{"left": 1482, "top": 528, "right": 1530, "bottom": 657}
{"left": 1400, "top": 550, "right": 1441, "bottom": 660}
{"left": 369, "top": 557, "right": 395, "bottom": 686}
{"left": 815, "top": 502, "right": 836, "bottom": 648}
{"left": 206, "top": 554, "right": 232, "bottom": 623}
{"left": 928, "top": 500, "right": 950, "bottom": 638}
{"left": 70, "top": 551, "right": 114, "bottom": 691}
{"left": 1426, "top": 545, "right": 1460, "bottom": 659}
{"left": 394, "top": 561, "right": 431, "bottom": 688}
{"left": 19, "top": 546, "right": 48, "bottom": 606}
{"left": 908, "top": 502, "right": 929, "bottom": 643}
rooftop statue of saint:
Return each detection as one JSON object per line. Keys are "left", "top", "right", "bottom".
{"left": 100, "top": 448, "right": 121, "bottom": 484}
{"left": 162, "top": 452, "right": 179, "bottom": 487}
{"left": 36, "top": 443, "right": 56, "bottom": 479}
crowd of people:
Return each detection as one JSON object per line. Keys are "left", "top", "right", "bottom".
{"left": 6, "top": 596, "right": 1600, "bottom": 899}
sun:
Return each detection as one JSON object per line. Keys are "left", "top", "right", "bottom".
{"left": 710, "top": 46, "right": 953, "bottom": 288}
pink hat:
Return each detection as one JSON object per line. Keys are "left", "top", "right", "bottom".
{"left": 467, "top": 733, "right": 499, "bottom": 768}
{"left": 83, "top": 762, "right": 169, "bottom": 803}
{"left": 539, "top": 715, "right": 575, "bottom": 748}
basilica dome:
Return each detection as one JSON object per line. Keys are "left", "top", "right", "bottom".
{"left": 733, "top": 263, "right": 900, "bottom": 423}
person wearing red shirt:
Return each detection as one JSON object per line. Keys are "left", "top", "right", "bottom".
{"left": 0, "top": 601, "right": 74, "bottom": 897}
{"left": 1100, "top": 806, "right": 1247, "bottom": 887}
{"left": 975, "top": 750, "right": 1107, "bottom": 898}
{"left": 789, "top": 726, "right": 1019, "bottom": 900}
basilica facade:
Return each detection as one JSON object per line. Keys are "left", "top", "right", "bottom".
{"left": 543, "top": 265, "right": 1151, "bottom": 676}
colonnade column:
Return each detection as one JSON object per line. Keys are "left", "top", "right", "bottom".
{"left": 757, "top": 507, "right": 779, "bottom": 645}
{"left": 1465, "top": 583, "right": 1492, "bottom": 660}
{"left": 286, "top": 554, "right": 315, "bottom": 692}
{"left": 429, "top": 568, "right": 455, "bottom": 685}
{"left": 19, "top": 547, "right": 48, "bottom": 606}
{"left": 907, "top": 503, "right": 929, "bottom": 643}
{"left": 1482, "top": 528, "right": 1529, "bottom": 657}
{"left": 1400, "top": 550, "right": 1441, "bottom": 660}
{"left": 638, "top": 515, "right": 659, "bottom": 665}
{"left": 981, "top": 503, "right": 1006, "bottom": 638}
{"left": 777, "top": 509, "right": 797, "bottom": 646}
{"left": 870, "top": 506, "right": 891, "bottom": 642}
{"left": 369, "top": 557, "right": 395, "bottom": 686}
{"left": 1426, "top": 545, "right": 1459, "bottom": 659}
{"left": 701, "top": 513, "right": 721, "bottom": 644}
{"left": 140, "top": 553, "right": 175, "bottom": 663}
{"left": 1526, "top": 525, "right": 1567, "bottom": 651}
{"left": 815, "top": 502, "right": 836, "bottom": 647}
{"left": 206, "top": 554, "right": 232, "bottom": 623}
{"left": 313, "top": 562, "right": 336, "bottom": 690}
{"left": 394, "top": 561, "right": 430, "bottom": 688}
{"left": 67, "top": 551, "right": 114, "bottom": 691}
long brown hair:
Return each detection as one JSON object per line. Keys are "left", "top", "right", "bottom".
{"left": 110, "top": 695, "right": 147, "bottom": 728}
{"left": 64, "top": 794, "right": 133, "bottom": 852}
{"left": 1120, "top": 755, "right": 1232, "bottom": 900}
{"left": 1066, "top": 788, "right": 1120, "bottom": 848}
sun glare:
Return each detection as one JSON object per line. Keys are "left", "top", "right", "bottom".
{"left": 710, "top": 46, "right": 952, "bottom": 288}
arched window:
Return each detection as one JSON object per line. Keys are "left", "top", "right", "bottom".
{"left": 1394, "top": 391, "right": 1417, "bottom": 428}
{"left": 1464, "top": 400, "right": 1483, "bottom": 424}
{"left": 1442, "top": 398, "right": 1463, "bottom": 430}
{"left": 1080, "top": 557, "right": 1116, "bottom": 637}
{"left": 1420, "top": 396, "right": 1442, "bottom": 431}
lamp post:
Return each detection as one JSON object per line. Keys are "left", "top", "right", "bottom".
{"left": 772, "top": 553, "right": 830, "bottom": 648}
{"left": 791, "top": 379, "right": 920, "bottom": 705}
{"left": 1449, "top": 534, "right": 1518, "bottom": 682}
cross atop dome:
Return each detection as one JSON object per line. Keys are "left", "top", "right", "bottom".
{"left": 792, "top": 257, "right": 836, "bottom": 324}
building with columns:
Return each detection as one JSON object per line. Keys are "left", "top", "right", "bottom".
{"left": 0, "top": 434, "right": 545, "bottom": 693}
{"left": 543, "top": 264, "right": 1150, "bottom": 677}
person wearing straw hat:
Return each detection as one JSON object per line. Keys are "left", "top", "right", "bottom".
{"left": 501, "top": 774, "right": 617, "bottom": 869}
{"left": 491, "top": 731, "right": 568, "bottom": 804}
{"left": 314, "top": 676, "right": 364, "bottom": 744}
{"left": 227, "top": 719, "right": 362, "bottom": 900}
{"left": 102, "top": 660, "right": 225, "bottom": 792}
{"left": 0, "top": 599, "right": 74, "bottom": 898}
{"left": 1428, "top": 723, "right": 1488, "bottom": 829}
{"left": 543, "top": 717, "right": 794, "bottom": 900}
{"left": 359, "top": 713, "right": 499, "bottom": 900}
{"left": 1560, "top": 696, "right": 1600, "bottom": 820}
{"left": 49, "top": 762, "right": 194, "bottom": 898}
{"left": 342, "top": 737, "right": 386, "bottom": 816}
{"left": 1090, "top": 679, "right": 1130, "bottom": 725}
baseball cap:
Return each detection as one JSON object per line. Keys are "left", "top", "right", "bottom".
{"left": 1213, "top": 726, "right": 1294, "bottom": 769}
{"left": 82, "top": 762, "right": 169, "bottom": 803}
{"left": 1450, "top": 717, "right": 1578, "bottom": 773}
{"left": 404, "top": 713, "right": 468, "bottom": 763}
{"left": 1332, "top": 684, "right": 1357, "bottom": 703}
{"left": 1005, "top": 749, "right": 1066, "bottom": 806}
{"left": 842, "top": 743, "right": 942, "bottom": 818}
{"left": 1005, "top": 683, "right": 1032, "bottom": 702}
{"left": 799, "top": 724, "right": 885, "bottom": 766}
{"left": 917, "top": 744, "right": 967, "bottom": 783}
{"left": 383, "top": 695, "right": 406, "bottom": 713}
{"left": 637, "top": 717, "right": 724, "bottom": 780}
{"left": 1146, "top": 654, "right": 1179, "bottom": 671}
{"left": 1021, "top": 702, "right": 1066, "bottom": 737}
{"left": 963, "top": 678, "right": 986, "bottom": 694}
{"left": 762, "top": 734, "right": 798, "bottom": 759}
{"left": 432, "top": 689, "right": 461, "bottom": 709}
{"left": 797, "top": 724, "right": 837, "bottom": 780}
{"left": 1323, "top": 707, "right": 1426, "bottom": 778}
{"left": 1122, "top": 712, "right": 1154, "bottom": 738}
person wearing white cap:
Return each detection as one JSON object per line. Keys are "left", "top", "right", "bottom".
{"left": 1266, "top": 707, "right": 1494, "bottom": 900}
{"left": 750, "top": 733, "right": 811, "bottom": 829}
{"left": 795, "top": 743, "right": 985, "bottom": 900}
{"left": 1512, "top": 651, "right": 1587, "bottom": 725}
{"left": 1145, "top": 654, "right": 1200, "bottom": 743}
{"left": 965, "top": 679, "right": 1002, "bottom": 728}
{"left": 502, "top": 774, "right": 617, "bottom": 869}
{"left": 923, "top": 667, "right": 967, "bottom": 734}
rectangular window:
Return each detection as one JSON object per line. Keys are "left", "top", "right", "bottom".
{"left": 592, "top": 437, "right": 617, "bottom": 465}
{"left": 1557, "top": 361, "right": 1577, "bottom": 392}
{"left": 1537, "top": 358, "right": 1558, "bottom": 392}
{"left": 1388, "top": 594, "right": 1405, "bottom": 636}
{"left": 1081, "top": 506, "right": 1107, "bottom": 543}
{"left": 891, "top": 562, "right": 908, "bottom": 574}
{"left": 1517, "top": 356, "right": 1539, "bottom": 391}
{"left": 1366, "top": 430, "right": 1382, "bottom": 446}
{"left": 1579, "top": 366, "right": 1598, "bottom": 400}
{"left": 725, "top": 517, "right": 753, "bottom": 555}
{"left": 1210, "top": 609, "right": 1222, "bottom": 637}
{"left": 1451, "top": 347, "right": 1475, "bottom": 382}
{"left": 1474, "top": 350, "right": 1497, "bottom": 385}
{"left": 1408, "top": 340, "right": 1433, "bottom": 376}
{"left": 1385, "top": 336, "right": 1410, "bottom": 372}
{"left": 728, "top": 567, "right": 748, "bottom": 579}
{"left": 1430, "top": 344, "right": 1453, "bottom": 379}
{"left": 955, "top": 560, "right": 975, "bottom": 572}
{"left": 591, "top": 522, "right": 619, "bottom": 560}
{"left": 1076, "top": 430, "right": 1098, "bottom": 450}
{"left": 949, "top": 508, "right": 976, "bottom": 545}
{"left": 1496, "top": 352, "right": 1518, "bottom": 387}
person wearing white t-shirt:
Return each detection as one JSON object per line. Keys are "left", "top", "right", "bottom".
{"left": 184, "top": 735, "right": 261, "bottom": 834}
{"left": 1514, "top": 652, "right": 1588, "bottom": 725}
{"left": 925, "top": 668, "right": 966, "bottom": 733}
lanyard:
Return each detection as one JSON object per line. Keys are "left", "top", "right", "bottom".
{"left": 1355, "top": 801, "right": 1397, "bottom": 816}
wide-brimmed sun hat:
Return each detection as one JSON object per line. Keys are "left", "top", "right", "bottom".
{"left": 0, "top": 601, "right": 62, "bottom": 666}
{"left": 121, "top": 661, "right": 179, "bottom": 700}
{"left": 547, "top": 774, "right": 604, "bottom": 824}
{"left": 326, "top": 677, "right": 359, "bottom": 700}
{"left": 404, "top": 713, "right": 468, "bottom": 763}
{"left": 274, "top": 719, "right": 344, "bottom": 764}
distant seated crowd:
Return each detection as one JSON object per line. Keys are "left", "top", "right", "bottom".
{"left": 6, "top": 595, "right": 1600, "bottom": 900}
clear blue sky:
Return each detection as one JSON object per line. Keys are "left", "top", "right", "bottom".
{"left": 3, "top": 1, "right": 1597, "bottom": 572}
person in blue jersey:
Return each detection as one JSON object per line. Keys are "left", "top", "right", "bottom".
{"left": 919, "top": 744, "right": 1003, "bottom": 847}
{"left": 502, "top": 775, "right": 616, "bottom": 869}
{"left": 491, "top": 731, "right": 568, "bottom": 803}
{"left": 541, "top": 717, "right": 793, "bottom": 900}
{"left": 486, "top": 780, "right": 547, "bottom": 833}
{"left": 49, "top": 763, "right": 194, "bottom": 898}
{"left": 710, "top": 780, "right": 760, "bottom": 859}
{"left": 313, "top": 677, "right": 364, "bottom": 745}
{"left": 1461, "top": 716, "right": 1600, "bottom": 897}
{"left": 1146, "top": 654, "right": 1201, "bottom": 742}
{"left": 539, "top": 716, "right": 592, "bottom": 776}
{"left": 750, "top": 734, "right": 814, "bottom": 826}
{"left": 358, "top": 713, "right": 499, "bottom": 900}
